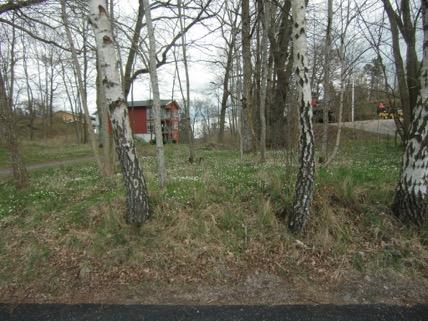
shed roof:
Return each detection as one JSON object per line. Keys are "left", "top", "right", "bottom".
{"left": 128, "top": 99, "right": 176, "bottom": 108}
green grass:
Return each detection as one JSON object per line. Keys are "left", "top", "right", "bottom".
{"left": 0, "top": 132, "right": 427, "bottom": 301}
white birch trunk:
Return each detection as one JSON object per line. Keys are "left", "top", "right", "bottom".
{"left": 96, "top": 56, "right": 114, "bottom": 176}
{"left": 143, "top": 0, "right": 167, "bottom": 187}
{"left": 288, "top": 0, "right": 316, "bottom": 233}
{"left": 88, "top": 1, "right": 150, "bottom": 225}
{"left": 392, "top": 0, "right": 428, "bottom": 225}
{"left": 325, "top": 43, "right": 345, "bottom": 166}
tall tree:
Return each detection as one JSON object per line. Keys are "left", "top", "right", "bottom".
{"left": 287, "top": 0, "right": 315, "bottom": 233}
{"left": 88, "top": 0, "right": 150, "bottom": 226}
{"left": 96, "top": 55, "right": 114, "bottom": 176}
{"left": 143, "top": 0, "right": 167, "bottom": 187}
{"left": 0, "top": 23, "right": 28, "bottom": 188}
{"left": 321, "top": 0, "right": 333, "bottom": 162}
{"left": 178, "top": 0, "right": 195, "bottom": 163}
{"left": 259, "top": 0, "right": 271, "bottom": 162}
{"left": 267, "top": 1, "right": 293, "bottom": 147}
{"left": 381, "top": 0, "right": 420, "bottom": 136}
{"left": 60, "top": 0, "right": 103, "bottom": 172}
{"left": 392, "top": 0, "right": 428, "bottom": 226}
{"left": 241, "top": 0, "right": 256, "bottom": 153}
{"left": 217, "top": 1, "right": 239, "bottom": 143}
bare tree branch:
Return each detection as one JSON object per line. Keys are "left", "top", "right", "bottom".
{"left": 0, "top": 0, "right": 47, "bottom": 15}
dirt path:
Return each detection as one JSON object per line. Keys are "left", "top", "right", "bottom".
{"left": 0, "top": 156, "right": 95, "bottom": 177}
{"left": 330, "top": 119, "right": 397, "bottom": 136}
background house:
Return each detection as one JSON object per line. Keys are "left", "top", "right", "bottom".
{"left": 54, "top": 110, "right": 79, "bottom": 123}
{"left": 94, "top": 100, "right": 180, "bottom": 143}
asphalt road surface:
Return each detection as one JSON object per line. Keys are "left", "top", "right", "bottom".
{"left": 1, "top": 304, "right": 427, "bottom": 321}
{"left": 330, "top": 119, "right": 397, "bottom": 136}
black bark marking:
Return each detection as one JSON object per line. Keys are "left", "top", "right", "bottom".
{"left": 110, "top": 107, "right": 150, "bottom": 225}
{"left": 103, "top": 35, "right": 113, "bottom": 44}
{"left": 98, "top": 5, "right": 107, "bottom": 15}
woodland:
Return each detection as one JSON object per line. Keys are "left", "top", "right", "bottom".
{"left": 0, "top": 0, "right": 427, "bottom": 304}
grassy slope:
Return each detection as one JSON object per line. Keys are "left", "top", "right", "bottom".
{"left": 0, "top": 131, "right": 427, "bottom": 303}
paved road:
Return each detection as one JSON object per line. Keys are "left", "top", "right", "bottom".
{"left": 330, "top": 119, "right": 397, "bottom": 136}
{"left": 0, "top": 156, "right": 94, "bottom": 177}
{"left": 0, "top": 304, "right": 427, "bottom": 321}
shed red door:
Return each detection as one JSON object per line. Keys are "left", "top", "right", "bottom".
{"left": 128, "top": 108, "right": 147, "bottom": 134}
{"left": 108, "top": 107, "right": 148, "bottom": 134}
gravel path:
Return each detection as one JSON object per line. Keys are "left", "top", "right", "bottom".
{"left": 0, "top": 156, "right": 95, "bottom": 177}
{"left": 330, "top": 119, "right": 397, "bottom": 136}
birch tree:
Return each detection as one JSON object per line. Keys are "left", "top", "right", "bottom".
{"left": 96, "top": 55, "right": 114, "bottom": 176}
{"left": 143, "top": 0, "right": 167, "bottom": 187}
{"left": 88, "top": 1, "right": 150, "bottom": 226}
{"left": 287, "top": 0, "right": 315, "bottom": 233}
{"left": 392, "top": 0, "right": 428, "bottom": 226}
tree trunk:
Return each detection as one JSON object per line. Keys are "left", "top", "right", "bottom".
{"left": 325, "top": 43, "right": 345, "bottom": 166}
{"left": 287, "top": 0, "right": 315, "bottom": 233}
{"left": 382, "top": 0, "right": 412, "bottom": 136}
{"left": 96, "top": 56, "right": 114, "bottom": 176}
{"left": 392, "top": 0, "right": 428, "bottom": 225}
{"left": 62, "top": 64, "right": 81, "bottom": 144}
{"left": 0, "top": 64, "right": 28, "bottom": 188}
{"left": 123, "top": 0, "right": 145, "bottom": 98}
{"left": 143, "top": 0, "right": 167, "bottom": 187}
{"left": 268, "top": 1, "right": 292, "bottom": 147}
{"left": 218, "top": 36, "right": 235, "bottom": 143}
{"left": 22, "top": 41, "right": 34, "bottom": 140}
{"left": 259, "top": 0, "right": 271, "bottom": 162}
{"left": 89, "top": 0, "right": 150, "bottom": 225}
{"left": 242, "top": 0, "right": 256, "bottom": 153}
{"left": 61, "top": 0, "right": 103, "bottom": 170}
{"left": 178, "top": 0, "right": 195, "bottom": 163}
{"left": 321, "top": 0, "right": 333, "bottom": 162}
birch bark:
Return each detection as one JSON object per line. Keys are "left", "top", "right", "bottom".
{"left": 88, "top": 1, "right": 150, "bottom": 225}
{"left": 143, "top": 0, "right": 167, "bottom": 187}
{"left": 325, "top": 42, "right": 345, "bottom": 166}
{"left": 392, "top": 0, "right": 428, "bottom": 225}
{"left": 288, "top": 0, "right": 316, "bottom": 233}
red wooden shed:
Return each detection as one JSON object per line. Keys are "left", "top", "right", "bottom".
{"left": 108, "top": 100, "right": 180, "bottom": 143}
